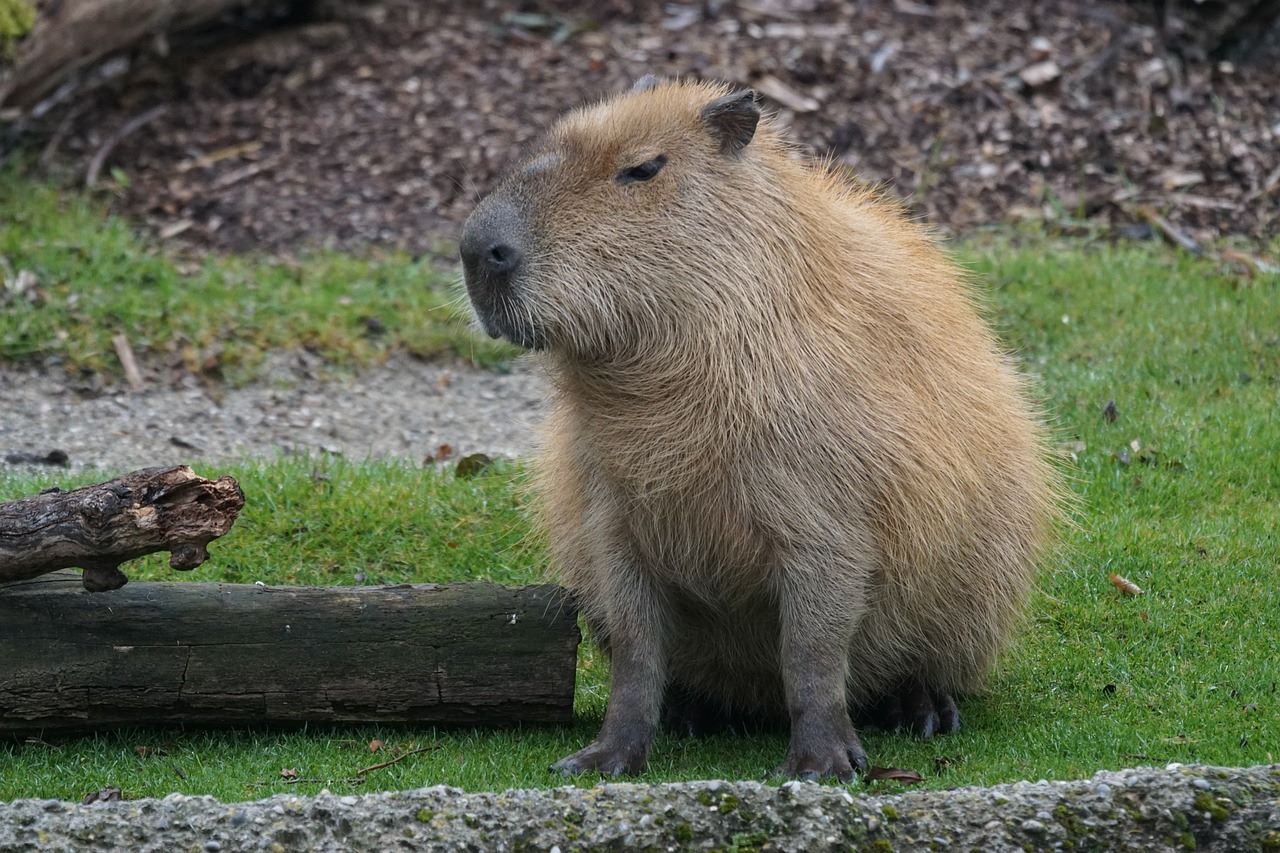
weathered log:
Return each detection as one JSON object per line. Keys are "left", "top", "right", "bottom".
{"left": 1156, "top": 0, "right": 1280, "bottom": 62}
{"left": 0, "top": 573, "right": 580, "bottom": 734}
{"left": 0, "top": 0, "right": 287, "bottom": 110}
{"left": 0, "top": 466, "right": 244, "bottom": 591}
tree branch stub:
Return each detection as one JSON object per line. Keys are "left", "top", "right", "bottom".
{"left": 0, "top": 465, "right": 244, "bottom": 591}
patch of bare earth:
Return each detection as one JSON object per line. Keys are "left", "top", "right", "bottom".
{"left": 0, "top": 355, "right": 545, "bottom": 473}
{"left": 22, "top": 0, "right": 1280, "bottom": 253}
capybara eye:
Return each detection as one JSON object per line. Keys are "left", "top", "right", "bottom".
{"left": 616, "top": 155, "right": 668, "bottom": 185}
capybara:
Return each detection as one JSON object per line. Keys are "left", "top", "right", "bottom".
{"left": 460, "top": 77, "right": 1059, "bottom": 781}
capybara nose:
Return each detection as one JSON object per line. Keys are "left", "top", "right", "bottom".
{"left": 460, "top": 198, "right": 525, "bottom": 291}
{"left": 479, "top": 241, "right": 522, "bottom": 276}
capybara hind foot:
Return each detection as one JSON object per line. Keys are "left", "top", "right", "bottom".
{"left": 864, "top": 676, "right": 960, "bottom": 740}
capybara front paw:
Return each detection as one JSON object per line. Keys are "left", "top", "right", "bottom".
{"left": 775, "top": 729, "right": 869, "bottom": 783}
{"left": 551, "top": 739, "right": 648, "bottom": 777}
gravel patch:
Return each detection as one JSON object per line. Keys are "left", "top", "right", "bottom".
{"left": 1, "top": 764, "right": 1277, "bottom": 852}
{"left": 0, "top": 353, "right": 547, "bottom": 475}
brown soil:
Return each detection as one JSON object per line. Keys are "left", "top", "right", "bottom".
{"left": 18, "top": 0, "right": 1280, "bottom": 253}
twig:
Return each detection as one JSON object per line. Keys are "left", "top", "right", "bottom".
{"left": 112, "top": 333, "right": 144, "bottom": 390}
{"left": 354, "top": 744, "right": 439, "bottom": 776}
{"left": 176, "top": 141, "right": 264, "bottom": 173}
{"left": 1245, "top": 164, "right": 1280, "bottom": 202}
{"left": 1136, "top": 205, "right": 1201, "bottom": 255}
{"left": 39, "top": 102, "right": 91, "bottom": 168}
{"left": 892, "top": 0, "right": 937, "bottom": 17}
{"left": 753, "top": 75, "right": 819, "bottom": 113}
{"left": 211, "top": 157, "right": 278, "bottom": 191}
{"left": 249, "top": 744, "right": 438, "bottom": 790}
{"left": 85, "top": 105, "right": 168, "bottom": 189}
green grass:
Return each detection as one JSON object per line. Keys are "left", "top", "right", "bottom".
{"left": 1, "top": 204, "right": 1277, "bottom": 801}
{"left": 0, "top": 174, "right": 515, "bottom": 381}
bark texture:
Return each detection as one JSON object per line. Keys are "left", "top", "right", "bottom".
{"left": 0, "top": 765, "right": 1277, "bottom": 851}
{"left": 0, "top": 0, "right": 271, "bottom": 109}
{"left": 0, "top": 466, "right": 244, "bottom": 591}
{"left": 0, "top": 573, "right": 580, "bottom": 733}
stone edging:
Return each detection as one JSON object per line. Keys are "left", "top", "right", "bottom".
{"left": 1, "top": 764, "right": 1277, "bottom": 851}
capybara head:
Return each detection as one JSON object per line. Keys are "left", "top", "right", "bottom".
{"left": 460, "top": 78, "right": 777, "bottom": 359}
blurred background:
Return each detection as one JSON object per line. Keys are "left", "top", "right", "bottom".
{"left": 3, "top": 0, "right": 1277, "bottom": 255}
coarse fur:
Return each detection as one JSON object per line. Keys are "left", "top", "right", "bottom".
{"left": 461, "top": 78, "right": 1061, "bottom": 778}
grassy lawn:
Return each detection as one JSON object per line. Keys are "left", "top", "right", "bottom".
{"left": 0, "top": 173, "right": 515, "bottom": 381}
{"left": 1, "top": 184, "right": 1277, "bottom": 802}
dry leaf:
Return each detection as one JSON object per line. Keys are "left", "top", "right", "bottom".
{"left": 455, "top": 453, "right": 494, "bottom": 478}
{"left": 865, "top": 766, "right": 925, "bottom": 784}
{"left": 1028, "top": 35, "right": 1053, "bottom": 61}
{"left": 433, "top": 443, "right": 454, "bottom": 462}
{"left": 1219, "top": 249, "right": 1280, "bottom": 276}
{"left": 159, "top": 219, "right": 194, "bottom": 239}
{"left": 82, "top": 787, "right": 123, "bottom": 804}
{"left": 280, "top": 768, "right": 299, "bottom": 780}
{"left": 368, "top": 739, "right": 384, "bottom": 753}
{"left": 1103, "top": 400, "right": 1117, "bottom": 423}
{"left": 1160, "top": 169, "right": 1205, "bottom": 191}
{"left": 1018, "top": 60, "right": 1061, "bottom": 88}
{"left": 1109, "top": 572, "right": 1144, "bottom": 597}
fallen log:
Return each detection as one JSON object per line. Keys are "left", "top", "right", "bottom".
{"left": 0, "top": 466, "right": 244, "bottom": 591}
{"left": 0, "top": 0, "right": 295, "bottom": 111}
{"left": 0, "top": 573, "right": 580, "bottom": 734}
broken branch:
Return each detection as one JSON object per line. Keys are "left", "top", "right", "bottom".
{"left": 0, "top": 466, "right": 244, "bottom": 591}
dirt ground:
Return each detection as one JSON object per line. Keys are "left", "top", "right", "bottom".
{"left": 3, "top": 0, "right": 1278, "bottom": 474}
{"left": 0, "top": 354, "right": 545, "bottom": 472}
{"left": 19, "top": 0, "right": 1280, "bottom": 254}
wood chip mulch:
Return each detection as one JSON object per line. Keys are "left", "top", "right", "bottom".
{"left": 20, "top": 0, "right": 1280, "bottom": 253}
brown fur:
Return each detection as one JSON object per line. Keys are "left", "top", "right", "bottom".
{"left": 462, "top": 79, "right": 1060, "bottom": 778}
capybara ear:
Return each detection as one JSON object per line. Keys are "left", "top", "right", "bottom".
{"left": 632, "top": 74, "right": 660, "bottom": 92}
{"left": 700, "top": 89, "right": 760, "bottom": 156}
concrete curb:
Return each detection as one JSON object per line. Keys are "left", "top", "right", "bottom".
{"left": 1, "top": 764, "right": 1277, "bottom": 851}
